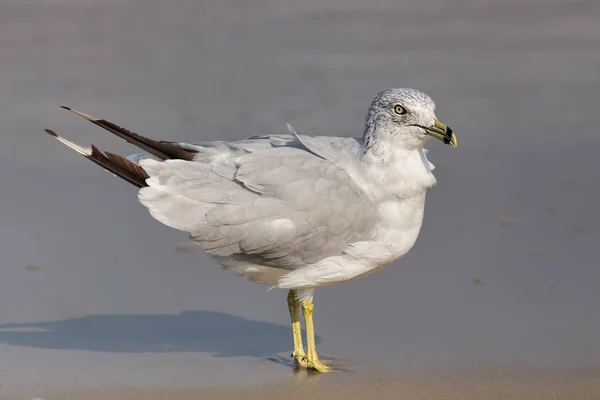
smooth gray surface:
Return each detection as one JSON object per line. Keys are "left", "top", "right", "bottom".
{"left": 0, "top": 0, "right": 599, "bottom": 395}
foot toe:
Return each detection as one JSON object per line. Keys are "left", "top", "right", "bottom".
{"left": 292, "top": 352, "right": 308, "bottom": 369}
{"left": 305, "top": 358, "right": 332, "bottom": 373}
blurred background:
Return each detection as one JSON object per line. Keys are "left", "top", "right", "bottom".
{"left": 0, "top": 0, "right": 599, "bottom": 396}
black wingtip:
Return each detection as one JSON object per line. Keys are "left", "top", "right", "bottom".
{"left": 60, "top": 105, "right": 71, "bottom": 111}
{"left": 45, "top": 128, "right": 58, "bottom": 137}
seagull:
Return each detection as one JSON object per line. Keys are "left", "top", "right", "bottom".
{"left": 46, "top": 88, "right": 456, "bottom": 373}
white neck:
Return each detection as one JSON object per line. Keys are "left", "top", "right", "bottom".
{"left": 357, "top": 131, "right": 437, "bottom": 200}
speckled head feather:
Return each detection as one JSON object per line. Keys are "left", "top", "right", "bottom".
{"left": 363, "top": 88, "right": 438, "bottom": 153}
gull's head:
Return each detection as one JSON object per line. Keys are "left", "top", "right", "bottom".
{"left": 363, "top": 88, "right": 457, "bottom": 150}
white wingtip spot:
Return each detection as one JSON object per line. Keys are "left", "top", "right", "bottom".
{"left": 63, "top": 107, "right": 98, "bottom": 122}
{"left": 50, "top": 133, "right": 92, "bottom": 156}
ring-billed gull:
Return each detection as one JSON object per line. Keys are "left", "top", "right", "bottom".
{"left": 46, "top": 88, "right": 456, "bottom": 372}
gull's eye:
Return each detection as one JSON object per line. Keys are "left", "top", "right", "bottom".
{"left": 394, "top": 105, "right": 407, "bottom": 115}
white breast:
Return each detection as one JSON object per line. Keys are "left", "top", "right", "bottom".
{"left": 375, "top": 192, "right": 426, "bottom": 260}
{"left": 277, "top": 147, "right": 436, "bottom": 290}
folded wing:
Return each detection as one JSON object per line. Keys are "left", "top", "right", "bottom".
{"left": 139, "top": 147, "right": 377, "bottom": 269}
{"left": 47, "top": 107, "right": 377, "bottom": 272}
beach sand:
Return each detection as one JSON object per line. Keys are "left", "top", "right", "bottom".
{"left": 1, "top": 0, "right": 599, "bottom": 398}
{"left": 31, "top": 370, "right": 600, "bottom": 400}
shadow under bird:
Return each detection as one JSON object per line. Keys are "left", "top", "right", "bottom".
{"left": 46, "top": 88, "right": 457, "bottom": 372}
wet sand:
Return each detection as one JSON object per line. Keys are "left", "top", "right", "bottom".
{"left": 1, "top": 0, "right": 599, "bottom": 398}
{"left": 21, "top": 370, "right": 600, "bottom": 400}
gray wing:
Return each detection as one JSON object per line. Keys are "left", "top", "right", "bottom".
{"left": 127, "top": 125, "right": 363, "bottom": 167}
{"left": 126, "top": 138, "right": 274, "bottom": 164}
{"left": 138, "top": 147, "right": 377, "bottom": 269}
{"left": 46, "top": 107, "right": 375, "bottom": 269}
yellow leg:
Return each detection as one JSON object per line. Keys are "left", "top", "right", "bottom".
{"left": 301, "top": 297, "right": 331, "bottom": 373}
{"left": 287, "top": 290, "right": 308, "bottom": 368}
